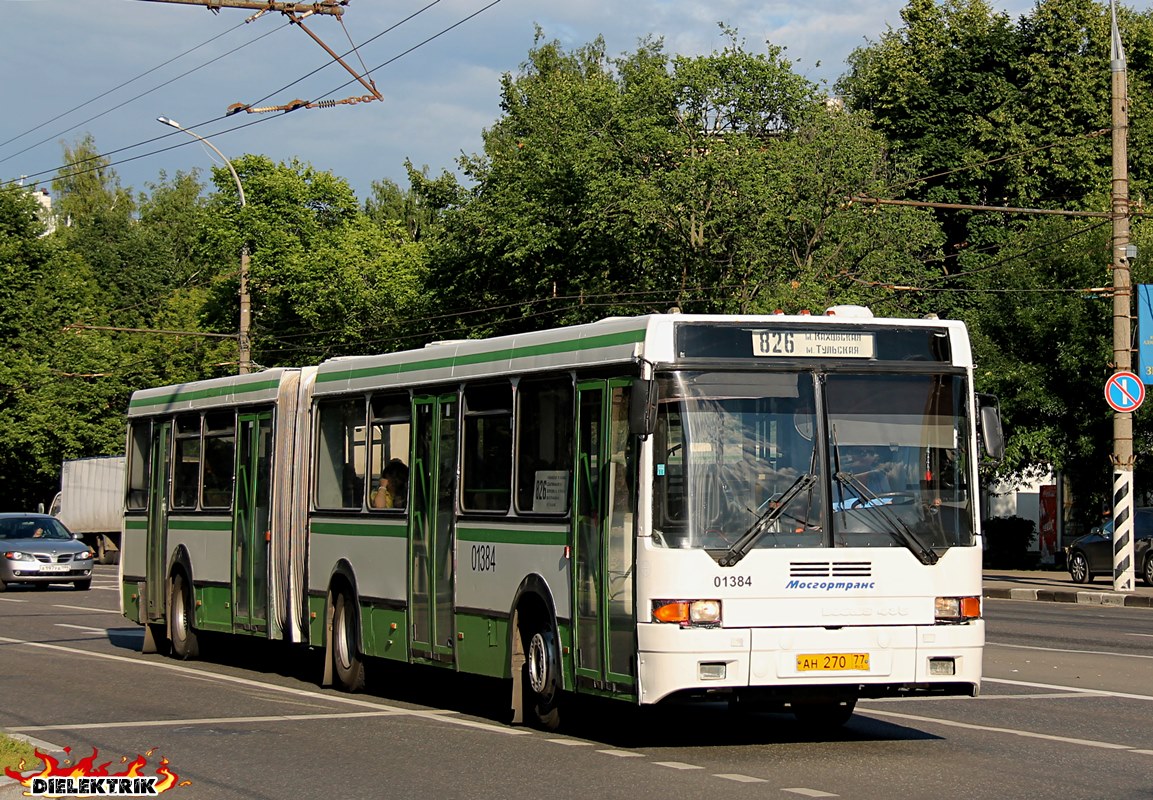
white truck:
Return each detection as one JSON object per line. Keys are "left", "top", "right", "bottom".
{"left": 49, "top": 456, "right": 124, "bottom": 565}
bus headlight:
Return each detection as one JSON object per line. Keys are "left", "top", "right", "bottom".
{"left": 935, "top": 596, "right": 981, "bottom": 622}
{"left": 652, "top": 599, "right": 722, "bottom": 627}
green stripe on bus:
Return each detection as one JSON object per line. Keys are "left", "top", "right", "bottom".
{"left": 316, "top": 328, "right": 646, "bottom": 384}
{"left": 311, "top": 521, "right": 407, "bottom": 538}
{"left": 129, "top": 378, "right": 282, "bottom": 410}
{"left": 169, "top": 518, "right": 232, "bottom": 531}
{"left": 124, "top": 519, "right": 147, "bottom": 530}
{"left": 456, "top": 527, "right": 568, "bottom": 546}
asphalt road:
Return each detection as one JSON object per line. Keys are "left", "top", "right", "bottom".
{"left": 2, "top": 567, "right": 1152, "bottom": 799}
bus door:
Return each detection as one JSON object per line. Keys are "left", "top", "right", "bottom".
{"left": 233, "top": 411, "right": 273, "bottom": 632}
{"left": 145, "top": 421, "right": 171, "bottom": 622}
{"left": 409, "top": 394, "right": 458, "bottom": 664}
{"left": 573, "top": 379, "right": 637, "bottom": 693}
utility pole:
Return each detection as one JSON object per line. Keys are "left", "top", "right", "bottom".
{"left": 1110, "top": 0, "right": 1136, "bottom": 592}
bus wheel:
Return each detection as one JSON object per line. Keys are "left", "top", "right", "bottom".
{"left": 169, "top": 573, "right": 200, "bottom": 660}
{"left": 332, "top": 591, "right": 365, "bottom": 692}
{"left": 792, "top": 698, "right": 857, "bottom": 730}
{"left": 525, "top": 627, "right": 561, "bottom": 730}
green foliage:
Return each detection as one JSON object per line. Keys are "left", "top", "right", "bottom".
{"left": 199, "top": 155, "right": 428, "bottom": 366}
{"left": 0, "top": 733, "right": 40, "bottom": 774}
{"left": 416, "top": 29, "right": 945, "bottom": 339}
{"left": 983, "top": 514, "right": 1039, "bottom": 568}
{"left": 839, "top": 0, "right": 1153, "bottom": 516}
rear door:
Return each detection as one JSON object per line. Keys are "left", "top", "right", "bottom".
{"left": 145, "top": 421, "right": 171, "bottom": 622}
{"left": 233, "top": 410, "right": 273, "bottom": 632}
{"left": 409, "top": 393, "right": 458, "bottom": 664}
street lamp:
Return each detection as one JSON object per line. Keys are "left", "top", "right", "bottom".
{"left": 157, "top": 116, "right": 252, "bottom": 374}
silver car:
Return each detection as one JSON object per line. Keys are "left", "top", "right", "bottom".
{"left": 0, "top": 513, "right": 95, "bottom": 591}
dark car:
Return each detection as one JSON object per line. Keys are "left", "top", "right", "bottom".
{"left": 1066, "top": 507, "right": 1153, "bottom": 587}
{"left": 0, "top": 513, "right": 95, "bottom": 591}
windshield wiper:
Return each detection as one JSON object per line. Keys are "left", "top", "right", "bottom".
{"left": 833, "top": 472, "right": 939, "bottom": 566}
{"left": 716, "top": 472, "right": 818, "bottom": 567}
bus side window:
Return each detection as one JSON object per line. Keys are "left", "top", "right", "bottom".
{"left": 316, "top": 398, "right": 368, "bottom": 510}
{"left": 369, "top": 393, "right": 411, "bottom": 511}
{"left": 462, "top": 383, "right": 513, "bottom": 513}
{"left": 515, "top": 378, "right": 573, "bottom": 515}
{"left": 126, "top": 422, "right": 151, "bottom": 510}
{"left": 172, "top": 413, "right": 201, "bottom": 510}
{"left": 202, "top": 411, "right": 236, "bottom": 509}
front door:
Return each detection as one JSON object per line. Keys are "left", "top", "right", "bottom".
{"left": 573, "top": 380, "right": 637, "bottom": 693}
{"left": 145, "top": 421, "right": 171, "bottom": 622}
{"left": 409, "top": 394, "right": 458, "bottom": 663}
{"left": 233, "top": 411, "right": 273, "bottom": 632}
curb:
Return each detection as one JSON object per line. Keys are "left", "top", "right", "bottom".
{"left": 984, "top": 587, "right": 1153, "bottom": 608}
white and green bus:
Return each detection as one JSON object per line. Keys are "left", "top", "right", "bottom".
{"left": 120, "top": 309, "right": 1003, "bottom": 728}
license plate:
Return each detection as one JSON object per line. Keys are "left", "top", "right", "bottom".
{"left": 38, "top": 564, "right": 70, "bottom": 573}
{"left": 796, "top": 653, "right": 870, "bottom": 672}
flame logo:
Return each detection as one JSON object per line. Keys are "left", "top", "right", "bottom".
{"left": 4, "top": 746, "right": 191, "bottom": 795}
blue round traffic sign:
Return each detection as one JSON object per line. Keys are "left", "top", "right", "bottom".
{"left": 1105, "top": 370, "right": 1145, "bottom": 413}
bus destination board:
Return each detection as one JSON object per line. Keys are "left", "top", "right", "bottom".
{"left": 752, "top": 331, "right": 876, "bottom": 359}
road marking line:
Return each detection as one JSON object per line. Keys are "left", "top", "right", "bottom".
{"left": 783, "top": 789, "right": 839, "bottom": 798}
{"left": 1131, "top": 750, "right": 1153, "bottom": 756}
{"left": 0, "top": 634, "right": 531, "bottom": 736}
{"left": 985, "top": 676, "right": 1153, "bottom": 702}
{"left": 1127, "top": 633, "right": 1153, "bottom": 638}
{"left": 546, "top": 739, "right": 593, "bottom": 746}
{"left": 861, "top": 707, "right": 1135, "bottom": 750}
{"left": 714, "top": 774, "right": 766, "bottom": 783}
{"left": 653, "top": 761, "right": 703, "bottom": 770}
{"left": 597, "top": 750, "right": 644, "bottom": 757}
{"left": 54, "top": 624, "right": 107, "bottom": 635}
{"left": 52, "top": 604, "right": 120, "bottom": 613}
{"left": 8, "top": 710, "right": 410, "bottom": 733}
{"left": 863, "top": 691, "right": 1099, "bottom": 703}
{"left": 0, "top": 598, "right": 27, "bottom": 603}
{"left": 988, "top": 641, "right": 1153, "bottom": 661}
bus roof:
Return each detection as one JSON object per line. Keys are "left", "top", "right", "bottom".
{"left": 127, "top": 368, "right": 296, "bottom": 418}
{"left": 124, "top": 313, "right": 972, "bottom": 414}
{"left": 311, "top": 312, "right": 970, "bottom": 397}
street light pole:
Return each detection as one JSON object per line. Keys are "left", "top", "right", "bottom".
{"left": 157, "top": 116, "right": 251, "bottom": 375}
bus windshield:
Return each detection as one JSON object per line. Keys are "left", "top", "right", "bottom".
{"left": 650, "top": 371, "right": 974, "bottom": 553}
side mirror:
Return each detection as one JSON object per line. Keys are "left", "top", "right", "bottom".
{"left": 976, "top": 393, "right": 1005, "bottom": 462}
{"left": 629, "top": 378, "right": 658, "bottom": 437}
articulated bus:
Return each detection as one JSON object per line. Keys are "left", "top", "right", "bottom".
{"left": 120, "top": 309, "right": 1003, "bottom": 729}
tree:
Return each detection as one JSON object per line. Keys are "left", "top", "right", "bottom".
{"left": 414, "top": 29, "right": 945, "bottom": 340}
{"left": 837, "top": 0, "right": 1153, "bottom": 520}
{"left": 200, "top": 155, "right": 428, "bottom": 365}
{"left": 0, "top": 185, "right": 122, "bottom": 508}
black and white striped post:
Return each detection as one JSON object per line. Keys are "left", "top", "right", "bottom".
{"left": 1110, "top": 0, "right": 1136, "bottom": 593}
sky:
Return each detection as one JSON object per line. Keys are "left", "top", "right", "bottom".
{"left": 3, "top": 0, "right": 1041, "bottom": 204}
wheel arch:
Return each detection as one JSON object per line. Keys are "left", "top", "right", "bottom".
{"left": 508, "top": 573, "right": 563, "bottom": 725}
{"left": 321, "top": 559, "right": 361, "bottom": 686}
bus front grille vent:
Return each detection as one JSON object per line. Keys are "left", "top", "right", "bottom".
{"left": 789, "top": 562, "right": 872, "bottom": 578}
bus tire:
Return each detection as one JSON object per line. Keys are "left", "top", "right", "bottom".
{"left": 169, "top": 573, "right": 200, "bottom": 660}
{"left": 524, "top": 627, "right": 561, "bottom": 730}
{"left": 332, "top": 591, "right": 365, "bottom": 692}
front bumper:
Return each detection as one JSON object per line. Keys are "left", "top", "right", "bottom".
{"left": 1, "top": 561, "right": 94, "bottom": 583}
{"left": 637, "top": 621, "right": 983, "bottom": 705}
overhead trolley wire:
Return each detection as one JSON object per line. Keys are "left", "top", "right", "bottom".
{"left": 3, "top": 0, "right": 497, "bottom": 188}
{"left": 0, "top": 19, "right": 287, "bottom": 169}
{"left": 0, "top": 19, "right": 249, "bottom": 155}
